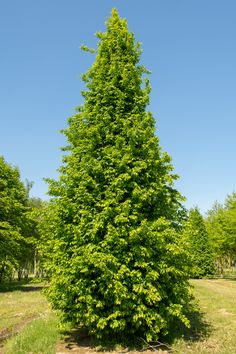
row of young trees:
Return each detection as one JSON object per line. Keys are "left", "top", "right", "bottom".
{"left": 1, "top": 8, "right": 235, "bottom": 341}
{"left": 1, "top": 154, "right": 234, "bottom": 277}
{"left": 206, "top": 193, "right": 236, "bottom": 272}
{"left": 0, "top": 156, "right": 43, "bottom": 282}
{"left": 182, "top": 194, "right": 236, "bottom": 278}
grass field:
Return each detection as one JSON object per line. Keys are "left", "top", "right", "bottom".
{"left": 172, "top": 278, "right": 236, "bottom": 354}
{"left": 0, "top": 279, "right": 60, "bottom": 354}
{"left": 0, "top": 280, "right": 49, "bottom": 342}
{"left": 1, "top": 278, "right": 236, "bottom": 353}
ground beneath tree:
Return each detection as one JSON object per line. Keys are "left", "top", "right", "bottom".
{"left": 55, "top": 328, "right": 169, "bottom": 354}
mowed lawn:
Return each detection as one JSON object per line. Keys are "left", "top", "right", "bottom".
{"left": 1, "top": 278, "right": 236, "bottom": 353}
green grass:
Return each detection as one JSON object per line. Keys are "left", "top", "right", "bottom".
{"left": 0, "top": 278, "right": 61, "bottom": 354}
{"left": 0, "top": 279, "right": 49, "bottom": 340}
{"left": 171, "top": 278, "right": 236, "bottom": 354}
{"left": 4, "top": 315, "right": 60, "bottom": 354}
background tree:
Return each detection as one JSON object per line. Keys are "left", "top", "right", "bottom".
{"left": 23, "top": 196, "right": 44, "bottom": 277}
{"left": 46, "top": 9, "right": 191, "bottom": 341}
{"left": 183, "top": 207, "right": 215, "bottom": 278}
{"left": 0, "top": 156, "right": 27, "bottom": 282}
{"left": 206, "top": 193, "right": 236, "bottom": 273}
{"left": 224, "top": 193, "right": 236, "bottom": 256}
{"left": 0, "top": 157, "right": 43, "bottom": 281}
{"left": 33, "top": 200, "right": 59, "bottom": 277}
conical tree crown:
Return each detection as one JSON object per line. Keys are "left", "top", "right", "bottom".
{"left": 56, "top": 9, "right": 182, "bottom": 226}
{"left": 83, "top": 8, "right": 147, "bottom": 116}
{"left": 46, "top": 9, "right": 190, "bottom": 342}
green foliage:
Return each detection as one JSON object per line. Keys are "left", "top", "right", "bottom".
{"left": 46, "top": 9, "right": 191, "bottom": 341}
{"left": 35, "top": 200, "right": 60, "bottom": 274}
{"left": 183, "top": 207, "right": 215, "bottom": 278}
{"left": 206, "top": 193, "right": 236, "bottom": 269}
{"left": 0, "top": 157, "right": 43, "bottom": 281}
{"left": 23, "top": 197, "right": 44, "bottom": 276}
{"left": 4, "top": 315, "right": 60, "bottom": 354}
{"left": 0, "top": 156, "right": 28, "bottom": 281}
{"left": 0, "top": 156, "right": 27, "bottom": 226}
{"left": 224, "top": 193, "right": 236, "bottom": 254}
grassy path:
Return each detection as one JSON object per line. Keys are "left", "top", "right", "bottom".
{"left": 0, "top": 280, "right": 48, "bottom": 345}
{"left": 0, "top": 280, "right": 59, "bottom": 354}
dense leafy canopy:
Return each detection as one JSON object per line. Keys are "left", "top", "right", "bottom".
{"left": 45, "top": 9, "right": 191, "bottom": 341}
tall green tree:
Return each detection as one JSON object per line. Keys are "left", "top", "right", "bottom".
{"left": 46, "top": 9, "right": 190, "bottom": 341}
{"left": 183, "top": 207, "right": 215, "bottom": 278}
{"left": 0, "top": 156, "right": 28, "bottom": 281}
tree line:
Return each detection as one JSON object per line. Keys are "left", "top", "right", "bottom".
{"left": 1, "top": 8, "right": 235, "bottom": 342}
{"left": 0, "top": 156, "right": 43, "bottom": 282}
{"left": 1, "top": 153, "right": 235, "bottom": 283}
{"left": 183, "top": 200, "right": 236, "bottom": 278}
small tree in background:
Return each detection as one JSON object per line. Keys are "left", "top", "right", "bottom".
{"left": 46, "top": 9, "right": 191, "bottom": 341}
{"left": 183, "top": 207, "right": 215, "bottom": 278}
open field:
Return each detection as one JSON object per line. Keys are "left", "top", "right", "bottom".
{"left": 1, "top": 278, "right": 236, "bottom": 353}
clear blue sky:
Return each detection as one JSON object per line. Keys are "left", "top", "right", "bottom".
{"left": 0, "top": 0, "right": 235, "bottom": 214}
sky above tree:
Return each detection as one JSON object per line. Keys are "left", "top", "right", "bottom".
{"left": 0, "top": 0, "right": 235, "bottom": 214}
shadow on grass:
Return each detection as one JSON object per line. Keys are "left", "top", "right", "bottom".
{"left": 58, "top": 305, "right": 212, "bottom": 353}
{"left": 163, "top": 304, "right": 213, "bottom": 350}
{"left": 0, "top": 278, "right": 45, "bottom": 293}
{"left": 60, "top": 327, "right": 96, "bottom": 352}
{"left": 222, "top": 275, "right": 236, "bottom": 282}
{"left": 60, "top": 326, "right": 146, "bottom": 352}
